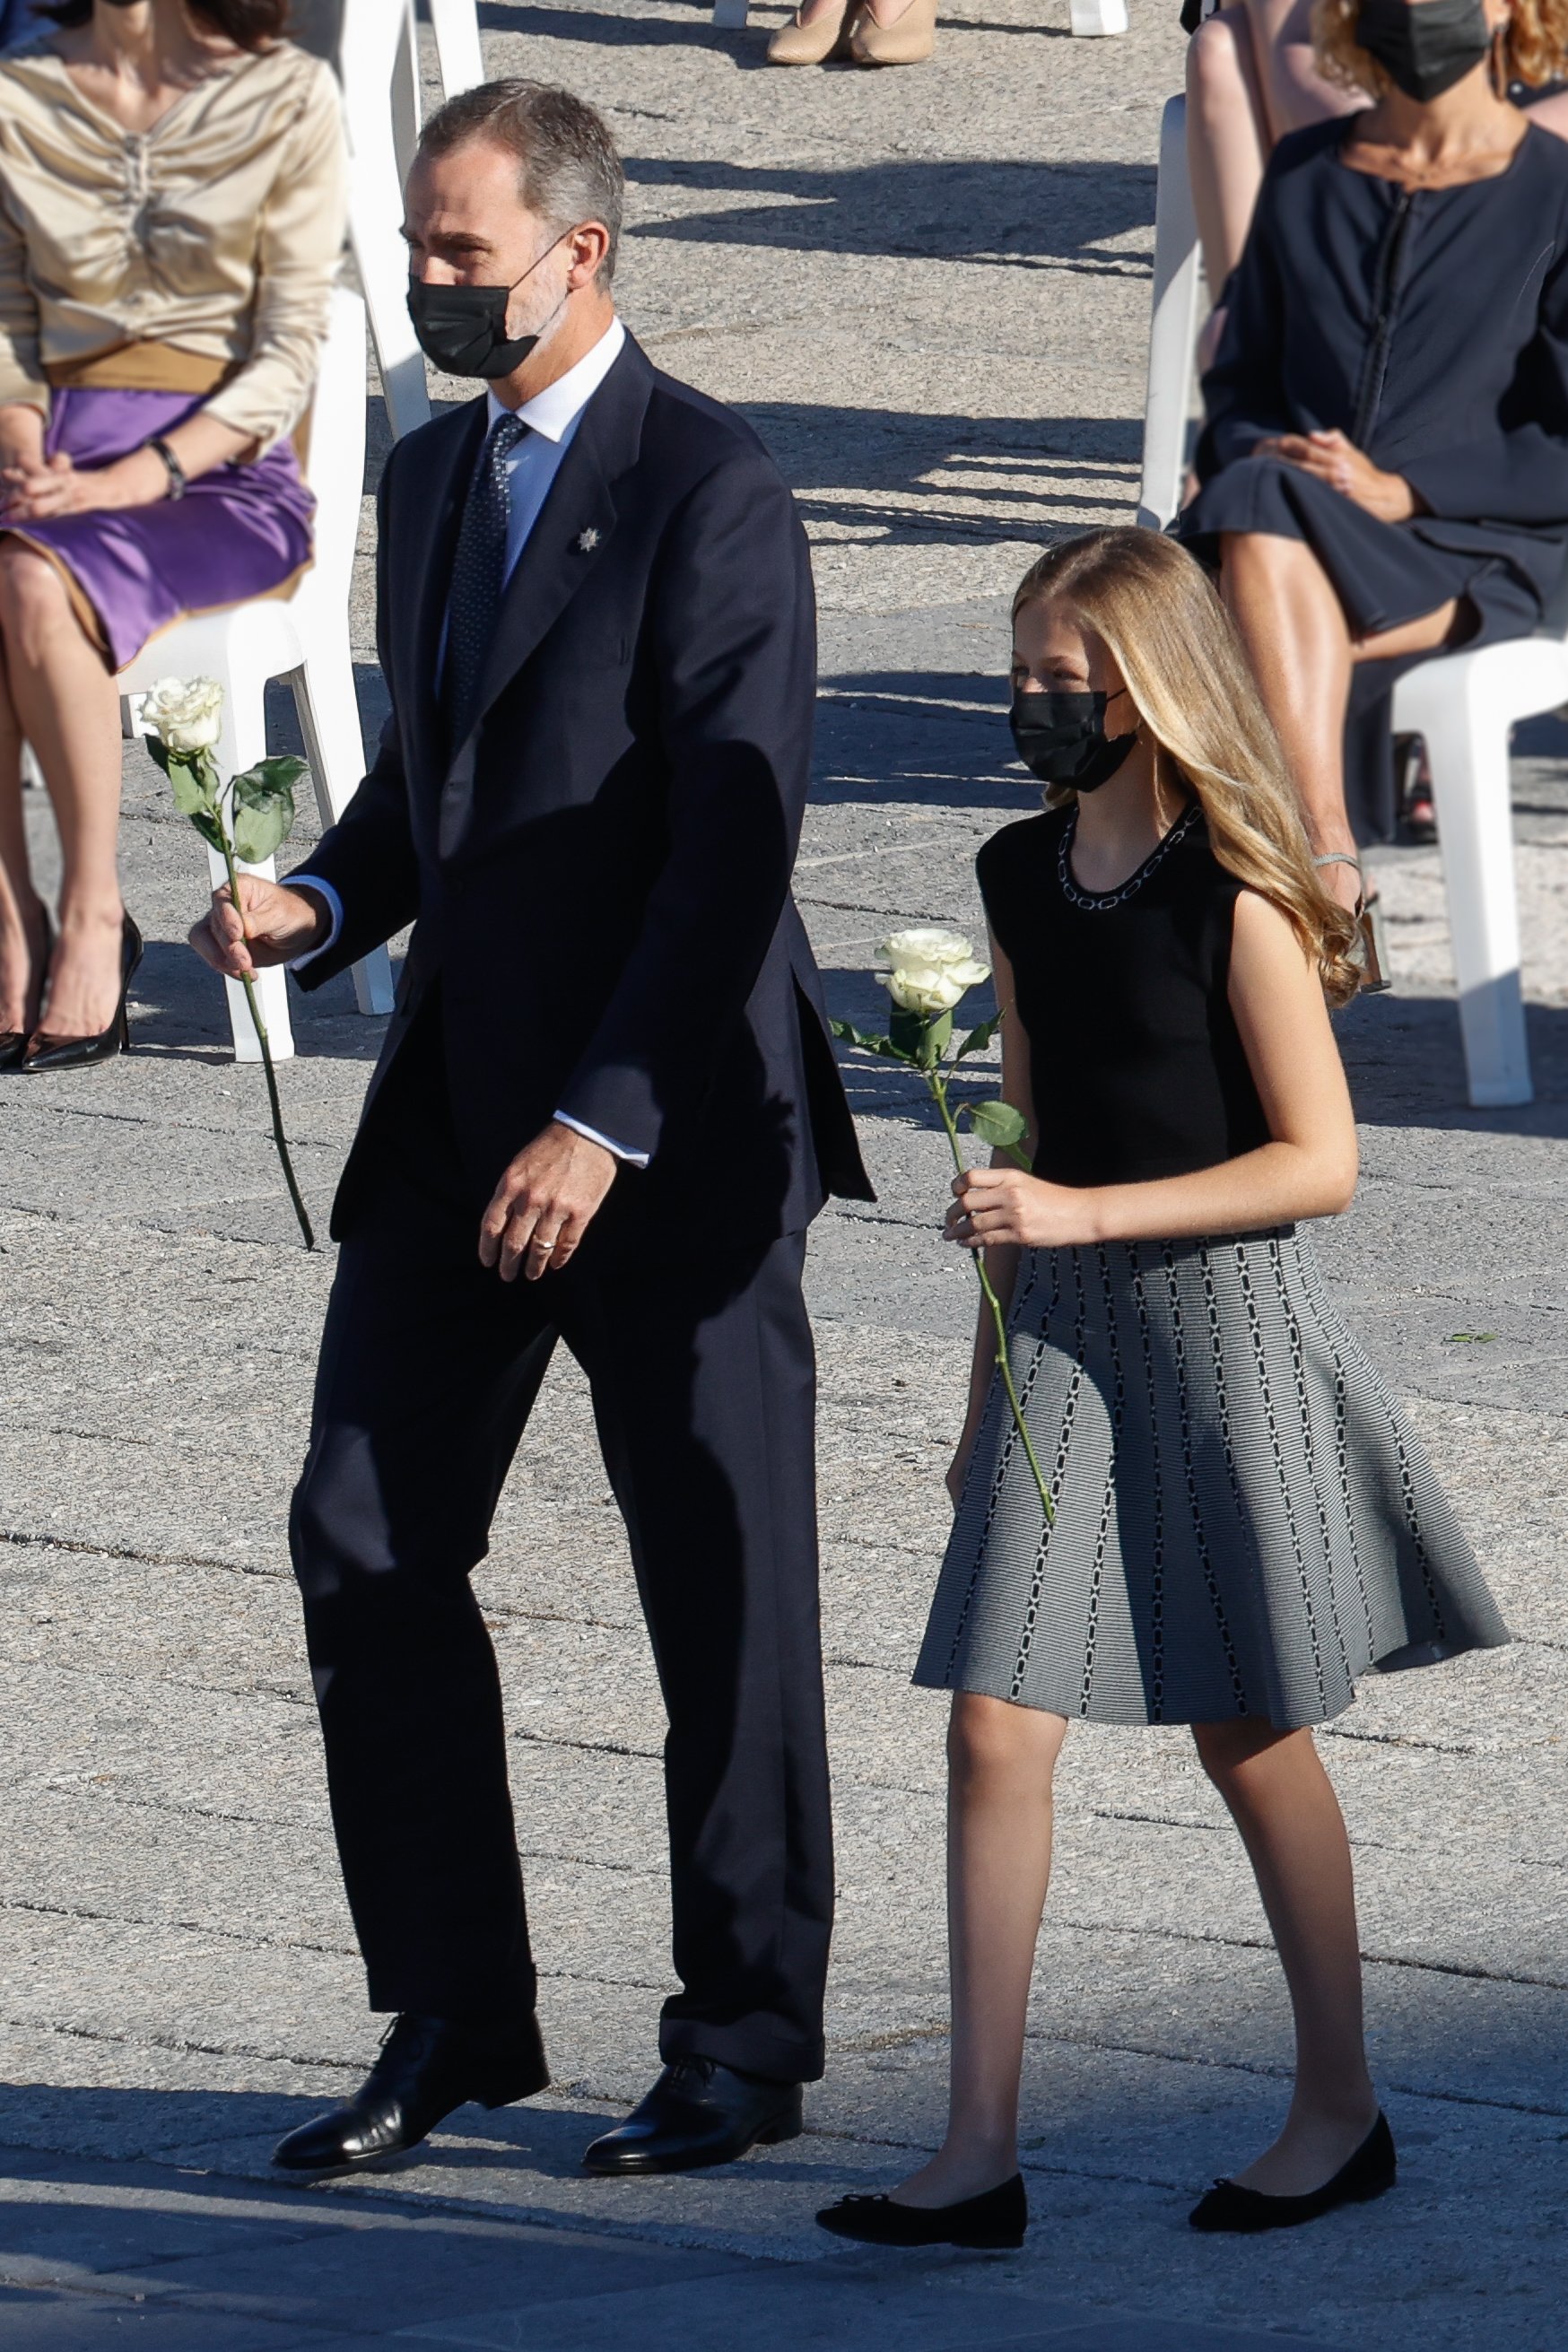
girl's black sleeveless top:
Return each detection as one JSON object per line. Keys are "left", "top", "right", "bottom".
{"left": 976, "top": 802, "right": 1270, "bottom": 1189}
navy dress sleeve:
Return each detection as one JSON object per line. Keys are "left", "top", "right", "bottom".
{"left": 1403, "top": 232, "right": 1568, "bottom": 525}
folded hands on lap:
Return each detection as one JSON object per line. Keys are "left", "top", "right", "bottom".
{"left": 1252, "top": 428, "right": 1417, "bottom": 523}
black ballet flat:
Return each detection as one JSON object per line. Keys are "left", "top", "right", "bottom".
{"left": 1189, "top": 2112, "right": 1396, "bottom": 2234}
{"left": 23, "top": 912, "right": 142, "bottom": 1072}
{"left": 816, "top": 2173, "right": 1027, "bottom": 2249}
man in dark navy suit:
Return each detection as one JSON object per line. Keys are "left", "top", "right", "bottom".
{"left": 192, "top": 81, "right": 871, "bottom": 2181}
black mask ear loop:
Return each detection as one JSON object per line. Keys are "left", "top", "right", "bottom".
{"left": 497, "top": 225, "right": 576, "bottom": 333}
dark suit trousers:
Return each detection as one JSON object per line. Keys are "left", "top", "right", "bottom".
{"left": 288, "top": 1011, "right": 834, "bottom": 2082}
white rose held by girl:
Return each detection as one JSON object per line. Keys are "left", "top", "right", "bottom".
{"left": 834, "top": 930, "right": 1054, "bottom": 1524}
{"left": 878, "top": 928, "right": 994, "bottom": 1016}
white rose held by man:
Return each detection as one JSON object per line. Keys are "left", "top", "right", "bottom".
{"left": 144, "top": 674, "right": 224, "bottom": 755}
{"left": 152, "top": 675, "right": 315, "bottom": 1249}
{"left": 877, "top": 927, "right": 992, "bottom": 1015}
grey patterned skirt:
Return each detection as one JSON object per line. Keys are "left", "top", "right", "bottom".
{"left": 915, "top": 1228, "right": 1507, "bottom": 1729}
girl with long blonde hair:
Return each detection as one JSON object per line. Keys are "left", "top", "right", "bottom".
{"left": 818, "top": 527, "right": 1505, "bottom": 2250}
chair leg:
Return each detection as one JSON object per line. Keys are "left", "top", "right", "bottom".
{"left": 1070, "top": 0, "right": 1129, "bottom": 28}
{"left": 212, "top": 671, "right": 295, "bottom": 1066}
{"left": 1137, "top": 94, "right": 1202, "bottom": 532}
{"left": 1421, "top": 672, "right": 1532, "bottom": 1108}
{"left": 289, "top": 653, "right": 396, "bottom": 1018}
{"left": 711, "top": 0, "right": 749, "bottom": 23}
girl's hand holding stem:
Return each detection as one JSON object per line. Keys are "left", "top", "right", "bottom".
{"left": 947, "top": 1165, "right": 1101, "bottom": 1251}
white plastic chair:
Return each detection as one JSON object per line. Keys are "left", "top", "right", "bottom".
{"left": 1137, "top": 92, "right": 1202, "bottom": 531}
{"left": 341, "top": 0, "right": 486, "bottom": 443}
{"left": 119, "top": 286, "right": 396, "bottom": 1063}
{"left": 1390, "top": 633, "right": 1566, "bottom": 1108}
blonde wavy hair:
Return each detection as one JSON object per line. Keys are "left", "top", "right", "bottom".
{"left": 1012, "top": 528, "right": 1362, "bottom": 1008}
{"left": 1312, "top": 0, "right": 1568, "bottom": 95}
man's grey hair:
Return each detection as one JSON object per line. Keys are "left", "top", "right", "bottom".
{"left": 418, "top": 80, "right": 625, "bottom": 284}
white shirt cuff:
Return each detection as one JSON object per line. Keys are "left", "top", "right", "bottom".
{"left": 286, "top": 875, "right": 344, "bottom": 971}
{"left": 553, "top": 1110, "right": 650, "bottom": 1168}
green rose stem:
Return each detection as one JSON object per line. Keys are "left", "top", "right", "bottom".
{"left": 216, "top": 822, "right": 315, "bottom": 1254}
{"left": 151, "top": 706, "right": 316, "bottom": 1255}
{"left": 925, "top": 1056, "right": 1054, "bottom": 1526}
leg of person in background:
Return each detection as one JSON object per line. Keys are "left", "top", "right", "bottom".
{"left": 1187, "top": 7, "right": 1269, "bottom": 367}
{"left": 1188, "top": 0, "right": 1358, "bottom": 365}
{"left": 0, "top": 641, "right": 50, "bottom": 1057}
{"left": 849, "top": 0, "right": 938, "bottom": 68}
{"left": 767, "top": 0, "right": 859, "bottom": 64}
{"left": 0, "top": 544, "right": 126, "bottom": 1047}
{"left": 886, "top": 1694, "right": 1067, "bottom": 2207}
{"left": 1190, "top": 1720, "right": 1381, "bottom": 2192}
{"left": 1219, "top": 530, "right": 1457, "bottom": 910}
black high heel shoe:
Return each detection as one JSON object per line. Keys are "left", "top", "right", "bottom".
{"left": 23, "top": 912, "right": 142, "bottom": 1072}
{"left": 816, "top": 2173, "right": 1027, "bottom": 2248}
{"left": 1189, "top": 2112, "right": 1396, "bottom": 2234}
{"left": 0, "top": 901, "right": 55, "bottom": 1072}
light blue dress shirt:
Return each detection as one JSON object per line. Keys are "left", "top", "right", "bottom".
{"left": 292, "top": 319, "right": 645, "bottom": 1167}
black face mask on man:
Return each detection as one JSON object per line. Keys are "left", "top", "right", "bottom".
{"left": 406, "top": 230, "right": 572, "bottom": 379}
{"left": 1009, "top": 688, "right": 1140, "bottom": 793}
{"left": 1355, "top": 0, "right": 1494, "bottom": 101}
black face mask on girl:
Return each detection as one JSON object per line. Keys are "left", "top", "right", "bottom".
{"left": 1009, "top": 689, "right": 1140, "bottom": 793}
{"left": 1355, "top": 0, "right": 1494, "bottom": 101}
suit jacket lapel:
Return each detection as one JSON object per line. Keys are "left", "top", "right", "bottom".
{"left": 396, "top": 397, "right": 484, "bottom": 794}
{"left": 454, "top": 338, "right": 654, "bottom": 766}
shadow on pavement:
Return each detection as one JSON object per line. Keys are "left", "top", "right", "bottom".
{"left": 625, "top": 153, "right": 1154, "bottom": 266}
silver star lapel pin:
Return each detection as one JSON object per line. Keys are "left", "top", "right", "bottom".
{"left": 576, "top": 527, "right": 600, "bottom": 553}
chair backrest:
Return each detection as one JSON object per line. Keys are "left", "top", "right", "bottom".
{"left": 337, "top": 0, "right": 431, "bottom": 440}
{"left": 428, "top": 0, "right": 484, "bottom": 96}
{"left": 1137, "top": 94, "right": 1203, "bottom": 531}
{"left": 298, "top": 283, "right": 369, "bottom": 614}
{"left": 339, "top": 0, "right": 419, "bottom": 179}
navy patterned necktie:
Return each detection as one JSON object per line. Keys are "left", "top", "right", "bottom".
{"left": 443, "top": 411, "right": 529, "bottom": 747}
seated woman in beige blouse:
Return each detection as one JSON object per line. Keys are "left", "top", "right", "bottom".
{"left": 0, "top": 0, "right": 344, "bottom": 1069}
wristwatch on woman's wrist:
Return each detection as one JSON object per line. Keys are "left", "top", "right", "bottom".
{"left": 145, "top": 436, "right": 187, "bottom": 501}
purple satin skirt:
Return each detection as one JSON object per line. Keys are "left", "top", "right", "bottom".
{"left": 5, "top": 388, "right": 316, "bottom": 671}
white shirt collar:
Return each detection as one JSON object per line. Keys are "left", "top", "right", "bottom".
{"left": 486, "top": 316, "right": 626, "bottom": 444}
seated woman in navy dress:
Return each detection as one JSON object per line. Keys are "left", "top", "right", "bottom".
{"left": 1180, "top": 0, "right": 1568, "bottom": 981}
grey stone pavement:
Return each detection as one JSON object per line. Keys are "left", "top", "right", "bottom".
{"left": 4, "top": 1, "right": 1568, "bottom": 2346}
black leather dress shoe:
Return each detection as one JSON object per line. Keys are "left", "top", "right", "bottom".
{"left": 817, "top": 2173, "right": 1027, "bottom": 2249}
{"left": 272, "top": 2011, "right": 549, "bottom": 2175}
{"left": 581, "top": 2056, "right": 803, "bottom": 2175}
{"left": 1189, "top": 2112, "right": 1396, "bottom": 2233}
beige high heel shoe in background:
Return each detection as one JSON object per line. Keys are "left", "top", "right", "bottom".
{"left": 849, "top": 0, "right": 936, "bottom": 64}
{"left": 767, "top": 0, "right": 861, "bottom": 63}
